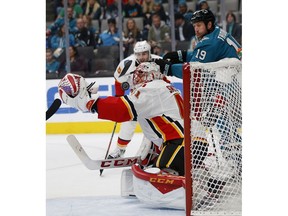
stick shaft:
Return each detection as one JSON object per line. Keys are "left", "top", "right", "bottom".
{"left": 100, "top": 122, "right": 118, "bottom": 175}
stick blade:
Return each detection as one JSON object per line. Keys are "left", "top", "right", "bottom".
{"left": 66, "top": 135, "right": 100, "bottom": 170}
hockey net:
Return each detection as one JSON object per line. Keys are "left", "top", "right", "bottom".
{"left": 183, "top": 58, "right": 242, "bottom": 216}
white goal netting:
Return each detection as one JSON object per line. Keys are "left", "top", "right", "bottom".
{"left": 183, "top": 58, "right": 242, "bottom": 216}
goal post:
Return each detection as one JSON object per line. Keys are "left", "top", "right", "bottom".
{"left": 183, "top": 58, "right": 242, "bottom": 216}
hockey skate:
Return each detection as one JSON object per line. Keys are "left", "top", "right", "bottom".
{"left": 108, "top": 147, "right": 126, "bottom": 159}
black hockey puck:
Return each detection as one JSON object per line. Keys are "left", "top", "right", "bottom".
{"left": 121, "top": 82, "right": 130, "bottom": 91}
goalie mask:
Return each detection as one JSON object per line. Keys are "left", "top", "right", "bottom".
{"left": 132, "top": 62, "right": 163, "bottom": 89}
{"left": 133, "top": 41, "right": 151, "bottom": 63}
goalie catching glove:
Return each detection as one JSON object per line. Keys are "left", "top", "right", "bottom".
{"left": 163, "top": 50, "right": 187, "bottom": 64}
{"left": 58, "top": 73, "right": 99, "bottom": 112}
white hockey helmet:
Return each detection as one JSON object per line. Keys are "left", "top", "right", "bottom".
{"left": 133, "top": 40, "right": 151, "bottom": 62}
{"left": 132, "top": 62, "right": 163, "bottom": 88}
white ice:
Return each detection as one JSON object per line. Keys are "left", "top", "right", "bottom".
{"left": 46, "top": 133, "right": 186, "bottom": 216}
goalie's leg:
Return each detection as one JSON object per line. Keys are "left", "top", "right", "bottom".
{"left": 154, "top": 138, "right": 184, "bottom": 176}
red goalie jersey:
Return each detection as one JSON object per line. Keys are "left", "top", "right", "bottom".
{"left": 94, "top": 79, "right": 184, "bottom": 148}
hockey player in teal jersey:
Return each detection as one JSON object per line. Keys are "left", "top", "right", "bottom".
{"left": 154, "top": 9, "right": 242, "bottom": 79}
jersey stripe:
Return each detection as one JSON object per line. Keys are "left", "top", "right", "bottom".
{"left": 146, "top": 119, "right": 163, "bottom": 139}
{"left": 174, "top": 93, "right": 184, "bottom": 119}
{"left": 166, "top": 142, "right": 184, "bottom": 167}
{"left": 120, "top": 96, "right": 137, "bottom": 121}
{"left": 156, "top": 145, "right": 166, "bottom": 168}
{"left": 147, "top": 115, "right": 184, "bottom": 142}
{"left": 162, "top": 115, "right": 184, "bottom": 136}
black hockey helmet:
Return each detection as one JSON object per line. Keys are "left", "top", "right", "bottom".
{"left": 191, "top": 9, "right": 215, "bottom": 26}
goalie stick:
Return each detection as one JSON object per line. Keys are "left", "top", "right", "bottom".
{"left": 66, "top": 135, "right": 141, "bottom": 170}
{"left": 46, "top": 98, "right": 61, "bottom": 121}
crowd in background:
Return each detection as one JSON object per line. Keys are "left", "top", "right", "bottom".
{"left": 46, "top": 0, "right": 242, "bottom": 78}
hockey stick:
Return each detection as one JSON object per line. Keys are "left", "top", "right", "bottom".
{"left": 100, "top": 122, "right": 118, "bottom": 176}
{"left": 66, "top": 134, "right": 140, "bottom": 170}
{"left": 46, "top": 99, "right": 61, "bottom": 121}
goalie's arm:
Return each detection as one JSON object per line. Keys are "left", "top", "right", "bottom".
{"left": 87, "top": 96, "right": 137, "bottom": 123}
{"left": 58, "top": 73, "right": 136, "bottom": 122}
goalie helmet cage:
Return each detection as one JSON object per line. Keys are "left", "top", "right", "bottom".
{"left": 183, "top": 58, "right": 242, "bottom": 216}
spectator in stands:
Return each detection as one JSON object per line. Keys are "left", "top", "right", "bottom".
{"left": 59, "top": 46, "right": 88, "bottom": 75}
{"left": 123, "top": 0, "right": 143, "bottom": 18}
{"left": 47, "top": 6, "right": 77, "bottom": 36}
{"left": 74, "top": 18, "right": 96, "bottom": 47}
{"left": 98, "top": 18, "right": 121, "bottom": 46}
{"left": 226, "top": 11, "right": 242, "bottom": 45}
{"left": 148, "top": 14, "right": 170, "bottom": 46}
{"left": 69, "top": 46, "right": 88, "bottom": 73}
{"left": 151, "top": 42, "right": 165, "bottom": 56}
{"left": 50, "top": 24, "right": 75, "bottom": 50}
{"left": 196, "top": 0, "right": 209, "bottom": 11}
{"left": 123, "top": 18, "right": 143, "bottom": 57}
{"left": 82, "top": 0, "right": 102, "bottom": 20}
{"left": 178, "top": 0, "right": 194, "bottom": 22}
{"left": 151, "top": 0, "right": 169, "bottom": 24}
{"left": 142, "top": 0, "right": 155, "bottom": 40}
{"left": 174, "top": 12, "right": 195, "bottom": 42}
{"left": 82, "top": 14, "right": 97, "bottom": 35}
{"left": 82, "top": 14, "right": 99, "bottom": 48}
{"left": 53, "top": 0, "right": 63, "bottom": 19}
{"left": 105, "top": 0, "right": 119, "bottom": 19}
{"left": 46, "top": 48, "right": 60, "bottom": 74}
{"left": 142, "top": 0, "right": 154, "bottom": 14}
{"left": 57, "top": 0, "right": 83, "bottom": 19}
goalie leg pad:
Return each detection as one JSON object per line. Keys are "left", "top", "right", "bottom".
{"left": 121, "top": 168, "right": 135, "bottom": 197}
{"left": 136, "top": 136, "right": 160, "bottom": 167}
{"left": 136, "top": 136, "right": 153, "bottom": 160}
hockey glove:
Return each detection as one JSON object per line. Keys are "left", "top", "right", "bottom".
{"left": 58, "top": 73, "right": 99, "bottom": 112}
{"left": 163, "top": 50, "right": 187, "bottom": 64}
{"left": 153, "top": 58, "right": 172, "bottom": 76}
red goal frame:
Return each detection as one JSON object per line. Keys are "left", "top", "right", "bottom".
{"left": 183, "top": 63, "right": 192, "bottom": 216}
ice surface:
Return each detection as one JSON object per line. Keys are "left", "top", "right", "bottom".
{"left": 46, "top": 133, "right": 185, "bottom": 215}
